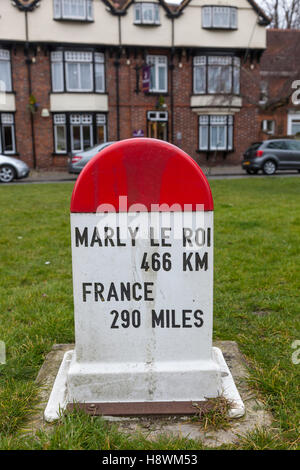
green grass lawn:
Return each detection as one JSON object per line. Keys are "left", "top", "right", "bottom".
{"left": 0, "top": 177, "right": 299, "bottom": 450}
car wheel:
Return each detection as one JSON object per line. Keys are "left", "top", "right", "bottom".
{"left": 0, "top": 165, "right": 16, "bottom": 183}
{"left": 262, "top": 160, "right": 277, "bottom": 175}
{"left": 246, "top": 169, "right": 258, "bottom": 175}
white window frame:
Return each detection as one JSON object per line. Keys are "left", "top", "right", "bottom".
{"left": 202, "top": 6, "right": 237, "bottom": 29}
{"left": 261, "top": 119, "right": 275, "bottom": 135}
{"left": 199, "top": 115, "right": 233, "bottom": 152}
{"left": 146, "top": 55, "right": 168, "bottom": 93}
{"left": 96, "top": 113, "right": 107, "bottom": 144}
{"left": 53, "top": 0, "right": 94, "bottom": 21}
{"left": 53, "top": 114, "right": 67, "bottom": 154}
{"left": 193, "top": 56, "right": 206, "bottom": 94}
{"left": 70, "top": 113, "right": 93, "bottom": 152}
{"left": 95, "top": 53, "right": 105, "bottom": 93}
{"left": 147, "top": 111, "right": 168, "bottom": 121}
{"left": 0, "top": 113, "right": 16, "bottom": 154}
{"left": 193, "top": 56, "right": 240, "bottom": 95}
{"left": 65, "top": 51, "right": 93, "bottom": 92}
{"left": 51, "top": 51, "right": 64, "bottom": 92}
{"left": 53, "top": 113, "right": 107, "bottom": 154}
{"left": 51, "top": 50, "right": 105, "bottom": 93}
{"left": 287, "top": 113, "right": 300, "bottom": 136}
{"left": 0, "top": 49, "right": 12, "bottom": 93}
{"left": 134, "top": 3, "right": 160, "bottom": 25}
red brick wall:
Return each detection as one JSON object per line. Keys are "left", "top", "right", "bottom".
{"left": 12, "top": 46, "right": 56, "bottom": 170}
{"left": 11, "top": 46, "right": 264, "bottom": 170}
{"left": 12, "top": 47, "right": 33, "bottom": 168}
{"left": 107, "top": 50, "right": 262, "bottom": 167}
{"left": 30, "top": 48, "right": 54, "bottom": 169}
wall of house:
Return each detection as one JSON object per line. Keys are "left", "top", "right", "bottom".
{"left": 174, "top": 0, "right": 266, "bottom": 49}
{"left": 0, "top": 0, "right": 269, "bottom": 169}
{"left": 0, "top": 3, "right": 26, "bottom": 42}
{"left": 121, "top": 1, "right": 172, "bottom": 47}
{"left": 27, "top": 1, "right": 119, "bottom": 45}
{"left": 11, "top": 46, "right": 54, "bottom": 169}
{"left": 256, "top": 30, "right": 300, "bottom": 141}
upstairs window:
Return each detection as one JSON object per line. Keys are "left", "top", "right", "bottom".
{"left": 65, "top": 51, "right": 93, "bottom": 92}
{"left": 53, "top": 0, "right": 93, "bottom": 21}
{"left": 0, "top": 49, "right": 12, "bottom": 93}
{"left": 193, "top": 56, "right": 240, "bottom": 95}
{"left": 134, "top": 3, "right": 160, "bottom": 25}
{"left": 146, "top": 56, "right": 167, "bottom": 93}
{"left": 51, "top": 51, "right": 105, "bottom": 93}
{"left": 202, "top": 6, "right": 237, "bottom": 29}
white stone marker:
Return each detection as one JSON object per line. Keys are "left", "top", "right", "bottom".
{"left": 45, "top": 139, "right": 244, "bottom": 420}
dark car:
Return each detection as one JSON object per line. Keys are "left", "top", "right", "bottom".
{"left": 68, "top": 141, "right": 115, "bottom": 174}
{"left": 242, "top": 139, "right": 300, "bottom": 175}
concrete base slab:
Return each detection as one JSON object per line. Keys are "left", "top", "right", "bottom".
{"left": 26, "top": 342, "right": 273, "bottom": 447}
{"left": 44, "top": 346, "right": 245, "bottom": 422}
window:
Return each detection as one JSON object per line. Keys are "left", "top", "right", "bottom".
{"left": 51, "top": 51, "right": 105, "bottom": 93}
{"left": 193, "top": 56, "right": 240, "bottom": 95}
{"left": 199, "top": 115, "right": 233, "bottom": 151}
{"left": 261, "top": 120, "right": 275, "bottom": 135}
{"left": 288, "top": 115, "right": 300, "bottom": 136}
{"left": 286, "top": 140, "right": 300, "bottom": 151}
{"left": 54, "top": 114, "right": 67, "bottom": 153}
{"left": 65, "top": 51, "right": 93, "bottom": 92}
{"left": 146, "top": 56, "right": 167, "bottom": 93}
{"left": 147, "top": 111, "right": 168, "bottom": 140}
{"left": 53, "top": 113, "right": 107, "bottom": 154}
{"left": 0, "top": 49, "right": 12, "bottom": 93}
{"left": 70, "top": 113, "right": 93, "bottom": 151}
{"left": 94, "top": 53, "right": 105, "bottom": 92}
{"left": 134, "top": 3, "right": 160, "bottom": 25}
{"left": 96, "top": 113, "right": 107, "bottom": 144}
{"left": 0, "top": 113, "right": 15, "bottom": 154}
{"left": 51, "top": 52, "right": 64, "bottom": 92}
{"left": 53, "top": 0, "right": 93, "bottom": 21}
{"left": 202, "top": 6, "right": 237, "bottom": 29}
{"left": 266, "top": 141, "right": 287, "bottom": 150}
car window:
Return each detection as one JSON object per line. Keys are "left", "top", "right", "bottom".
{"left": 266, "top": 141, "right": 287, "bottom": 150}
{"left": 286, "top": 140, "right": 300, "bottom": 151}
{"left": 248, "top": 142, "right": 261, "bottom": 151}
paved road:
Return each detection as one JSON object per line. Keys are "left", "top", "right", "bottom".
{"left": 207, "top": 172, "right": 300, "bottom": 180}
{"left": 1, "top": 171, "right": 300, "bottom": 186}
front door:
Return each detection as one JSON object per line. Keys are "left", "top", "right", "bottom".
{"left": 147, "top": 111, "right": 168, "bottom": 141}
{"left": 148, "top": 121, "right": 168, "bottom": 140}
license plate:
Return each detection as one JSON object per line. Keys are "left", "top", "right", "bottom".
{"left": 243, "top": 161, "right": 250, "bottom": 165}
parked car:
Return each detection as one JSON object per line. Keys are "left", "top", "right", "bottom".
{"left": 242, "top": 139, "right": 300, "bottom": 175}
{"left": 68, "top": 142, "right": 116, "bottom": 174}
{"left": 0, "top": 154, "right": 30, "bottom": 183}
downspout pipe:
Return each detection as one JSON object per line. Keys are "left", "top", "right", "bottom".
{"left": 170, "top": 18, "right": 175, "bottom": 144}
{"left": 114, "top": 56, "right": 121, "bottom": 141}
{"left": 114, "top": 15, "right": 122, "bottom": 141}
{"left": 25, "top": 11, "right": 37, "bottom": 169}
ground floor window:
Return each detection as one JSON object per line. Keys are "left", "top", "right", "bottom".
{"left": 53, "top": 112, "right": 107, "bottom": 154}
{"left": 147, "top": 111, "right": 168, "bottom": 141}
{"left": 199, "top": 115, "right": 233, "bottom": 151}
{"left": 287, "top": 113, "right": 300, "bottom": 136}
{"left": 261, "top": 119, "right": 275, "bottom": 135}
{"left": 0, "top": 113, "right": 15, "bottom": 154}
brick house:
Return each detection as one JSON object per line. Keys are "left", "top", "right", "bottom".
{"left": 257, "top": 29, "right": 300, "bottom": 141}
{"left": 0, "top": 0, "right": 270, "bottom": 169}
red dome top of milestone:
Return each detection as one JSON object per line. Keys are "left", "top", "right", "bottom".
{"left": 70, "top": 139, "right": 214, "bottom": 213}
